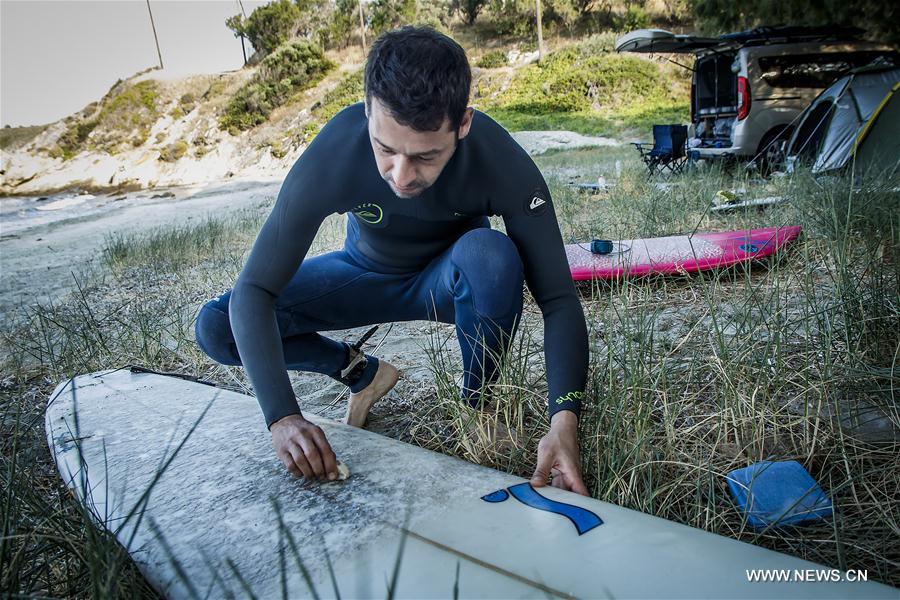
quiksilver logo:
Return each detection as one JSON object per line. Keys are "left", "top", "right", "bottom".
{"left": 525, "top": 193, "right": 549, "bottom": 216}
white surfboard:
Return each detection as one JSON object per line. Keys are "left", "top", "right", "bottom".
{"left": 46, "top": 369, "right": 896, "bottom": 599}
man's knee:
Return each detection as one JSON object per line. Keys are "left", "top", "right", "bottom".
{"left": 451, "top": 228, "right": 524, "bottom": 319}
{"left": 194, "top": 291, "right": 241, "bottom": 366}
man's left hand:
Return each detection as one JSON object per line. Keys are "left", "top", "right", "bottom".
{"left": 530, "top": 410, "right": 590, "bottom": 496}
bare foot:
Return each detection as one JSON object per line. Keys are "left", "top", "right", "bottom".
{"left": 343, "top": 361, "right": 400, "bottom": 428}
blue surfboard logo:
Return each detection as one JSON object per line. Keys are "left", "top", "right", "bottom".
{"left": 481, "top": 482, "right": 603, "bottom": 535}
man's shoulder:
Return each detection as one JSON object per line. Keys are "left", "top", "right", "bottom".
{"left": 468, "top": 110, "right": 534, "bottom": 167}
{"left": 289, "top": 102, "right": 369, "bottom": 177}
{"left": 463, "top": 110, "right": 543, "bottom": 188}
{"left": 314, "top": 102, "right": 368, "bottom": 144}
{"left": 279, "top": 102, "right": 370, "bottom": 214}
{"left": 470, "top": 110, "right": 516, "bottom": 144}
{"left": 330, "top": 101, "right": 366, "bottom": 123}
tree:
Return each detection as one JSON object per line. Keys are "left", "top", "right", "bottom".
{"left": 369, "top": 0, "right": 417, "bottom": 36}
{"left": 690, "top": 0, "right": 900, "bottom": 44}
{"left": 316, "top": 0, "right": 359, "bottom": 49}
{"left": 453, "top": 0, "right": 488, "bottom": 25}
{"left": 225, "top": 0, "right": 301, "bottom": 56}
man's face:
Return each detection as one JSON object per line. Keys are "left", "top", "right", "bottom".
{"left": 366, "top": 97, "right": 473, "bottom": 198}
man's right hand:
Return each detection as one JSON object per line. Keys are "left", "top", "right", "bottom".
{"left": 270, "top": 414, "right": 340, "bottom": 481}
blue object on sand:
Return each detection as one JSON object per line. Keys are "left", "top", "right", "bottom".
{"left": 726, "top": 460, "right": 833, "bottom": 529}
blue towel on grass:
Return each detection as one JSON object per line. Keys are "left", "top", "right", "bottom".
{"left": 726, "top": 460, "right": 833, "bottom": 529}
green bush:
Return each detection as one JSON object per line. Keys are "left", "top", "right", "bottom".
{"left": 487, "top": 0, "right": 576, "bottom": 37}
{"left": 477, "top": 49, "right": 508, "bottom": 68}
{"left": 613, "top": 5, "right": 650, "bottom": 32}
{"left": 315, "top": 0, "right": 358, "bottom": 49}
{"left": 413, "top": 0, "right": 454, "bottom": 31}
{"left": 220, "top": 40, "right": 335, "bottom": 132}
{"left": 57, "top": 119, "right": 98, "bottom": 159}
{"left": 269, "top": 140, "right": 288, "bottom": 158}
{"left": 203, "top": 79, "right": 228, "bottom": 100}
{"left": 315, "top": 70, "right": 364, "bottom": 121}
{"left": 482, "top": 39, "right": 690, "bottom": 136}
{"left": 576, "top": 32, "right": 618, "bottom": 56}
{"left": 369, "top": 0, "right": 418, "bottom": 35}
{"left": 56, "top": 80, "right": 160, "bottom": 159}
{"left": 300, "top": 69, "right": 365, "bottom": 141}
{"left": 487, "top": 0, "right": 535, "bottom": 37}
{"left": 158, "top": 140, "right": 188, "bottom": 162}
{"left": 0, "top": 124, "right": 47, "bottom": 150}
{"left": 452, "top": 0, "right": 487, "bottom": 24}
{"left": 498, "top": 48, "right": 668, "bottom": 113}
{"left": 179, "top": 92, "right": 197, "bottom": 115}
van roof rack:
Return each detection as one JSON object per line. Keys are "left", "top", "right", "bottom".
{"left": 720, "top": 25, "right": 865, "bottom": 46}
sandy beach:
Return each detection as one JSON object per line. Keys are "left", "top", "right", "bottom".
{"left": 0, "top": 178, "right": 281, "bottom": 323}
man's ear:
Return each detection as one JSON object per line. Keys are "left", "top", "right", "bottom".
{"left": 457, "top": 107, "right": 474, "bottom": 140}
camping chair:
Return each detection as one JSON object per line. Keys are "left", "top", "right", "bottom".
{"left": 632, "top": 125, "right": 689, "bottom": 177}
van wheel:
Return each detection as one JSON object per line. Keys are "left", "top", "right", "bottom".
{"left": 755, "top": 127, "right": 792, "bottom": 175}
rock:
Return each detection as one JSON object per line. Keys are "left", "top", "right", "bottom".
{"left": 511, "top": 131, "right": 619, "bottom": 156}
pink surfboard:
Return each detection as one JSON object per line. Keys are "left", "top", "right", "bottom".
{"left": 566, "top": 226, "right": 802, "bottom": 281}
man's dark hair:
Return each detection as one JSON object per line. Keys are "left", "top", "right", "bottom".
{"left": 365, "top": 26, "right": 471, "bottom": 132}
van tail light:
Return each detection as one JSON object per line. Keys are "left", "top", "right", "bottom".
{"left": 737, "top": 76, "right": 751, "bottom": 120}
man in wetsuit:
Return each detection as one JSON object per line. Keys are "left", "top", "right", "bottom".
{"left": 195, "top": 26, "right": 590, "bottom": 496}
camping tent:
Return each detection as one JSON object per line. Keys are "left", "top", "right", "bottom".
{"left": 785, "top": 62, "right": 900, "bottom": 176}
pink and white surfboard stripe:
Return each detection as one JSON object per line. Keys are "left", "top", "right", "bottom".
{"left": 566, "top": 226, "right": 803, "bottom": 281}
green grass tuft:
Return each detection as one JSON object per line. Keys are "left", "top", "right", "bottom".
{"left": 476, "top": 49, "right": 509, "bottom": 68}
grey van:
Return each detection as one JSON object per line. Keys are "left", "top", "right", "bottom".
{"left": 615, "top": 26, "right": 896, "bottom": 171}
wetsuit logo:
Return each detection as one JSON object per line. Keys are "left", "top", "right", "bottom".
{"left": 352, "top": 202, "right": 383, "bottom": 224}
{"left": 524, "top": 192, "right": 549, "bottom": 216}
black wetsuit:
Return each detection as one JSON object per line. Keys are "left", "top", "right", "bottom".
{"left": 195, "top": 103, "right": 588, "bottom": 427}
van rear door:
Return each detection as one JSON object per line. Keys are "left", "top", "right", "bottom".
{"left": 616, "top": 29, "right": 736, "bottom": 147}
{"left": 615, "top": 29, "right": 719, "bottom": 54}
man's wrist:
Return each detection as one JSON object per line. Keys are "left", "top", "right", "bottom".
{"left": 550, "top": 409, "right": 578, "bottom": 430}
{"left": 269, "top": 412, "right": 304, "bottom": 430}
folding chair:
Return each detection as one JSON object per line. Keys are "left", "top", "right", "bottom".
{"left": 631, "top": 125, "right": 689, "bottom": 177}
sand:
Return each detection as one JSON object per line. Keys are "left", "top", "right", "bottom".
{"left": 0, "top": 178, "right": 281, "bottom": 323}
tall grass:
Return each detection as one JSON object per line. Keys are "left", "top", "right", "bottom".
{"left": 413, "top": 150, "right": 899, "bottom": 582}
{"left": 2, "top": 148, "right": 898, "bottom": 594}
{"left": 0, "top": 198, "right": 354, "bottom": 595}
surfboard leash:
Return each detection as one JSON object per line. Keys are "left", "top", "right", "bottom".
{"left": 339, "top": 324, "right": 380, "bottom": 380}
{"left": 118, "top": 364, "right": 242, "bottom": 391}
